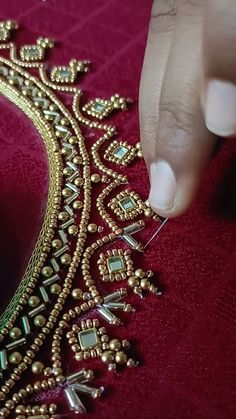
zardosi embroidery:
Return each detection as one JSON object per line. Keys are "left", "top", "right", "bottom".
{"left": 0, "top": 20, "right": 167, "bottom": 418}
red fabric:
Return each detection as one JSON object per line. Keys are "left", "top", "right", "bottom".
{"left": 0, "top": 1, "right": 236, "bottom": 418}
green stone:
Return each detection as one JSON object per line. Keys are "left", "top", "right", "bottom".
{"left": 94, "top": 102, "right": 105, "bottom": 113}
{"left": 59, "top": 68, "right": 71, "bottom": 78}
{"left": 28, "top": 47, "right": 39, "bottom": 57}
{"left": 107, "top": 256, "right": 125, "bottom": 273}
{"left": 113, "top": 145, "right": 129, "bottom": 159}
{"left": 78, "top": 328, "right": 98, "bottom": 350}
{"left": 119, "top": 196, "right": 137, "bottom": 212}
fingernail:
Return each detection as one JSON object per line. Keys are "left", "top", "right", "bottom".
{"left": 205, "top": 79, "right": 236, "bottom": 137}
{"left": 149, "top": 161, "right": 177, "bottom": 211}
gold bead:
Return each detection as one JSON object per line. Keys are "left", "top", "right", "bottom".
{"left": 32, "top": 361, "right": 44, "bottom": 374}
{"left": 115, "top": 351, "right": 127, "bottom": 365}
{"left": 58, "top": 211, "right": 68, "bottom": 221}
{"left": 1, "top": 408, "right": 9, "bottom": 416}
{"left": 34, "top": 315, "right": 46, "bottom": 327}
{"left": 73, "top": 200, "right": 83, "bottom": 210}
{"left": 33, "top": 381, "right": 42, "bottom": 391}
{"left": 87, "top": 223, "right": 98, "bottom": 233}
{"left": 71, "top": 288, "right": 83, "bottom": 300}
{"left": 62, "top": 188, "right": 72, "bottom": 198}
{"left": 75, "top": 352, "right": 83, "bottom": 361}
{"left": 9, "top": 352, "right": 22, "bottom": 364}
{"left": 134, "top": 269, "right": 145, "bottom": 278}
{"left": 10, "top": 327, "right": 22, "bottom": 340}
{"left": 109, "top": 339, "right": 121, "bottom": 351}
{"left": 128, "top": 277, "right": 139, "bottom": 288}
{"left": 43, "top": 367, "right": 52, "bottom": 377}
{"left": 50, "top": 283, "right": 62, "bottom": 295}
{"left": 60, "top": 117, "right": 69, "bottom": 126}
{"left": 28, "top": 296, "right": 40, "bottom": 307}
{"left": 15, "top": 405, "right": 25, "bottom": 414}
{"left": 94, "top": 296, "right": 102, "bottom": 304}
{"left": 49, "top": 403, "right": 57, "bottom": 414}
{"left": 91, "top": 173, "right": 101, "bottom": 183}
{"left": 61, "top": 147, "right": 69, "bottom": 156}
{"left": 0, "top": 391, "right": 6, "bottom": 400}
{"left": 60, "top": 253, "right": 71, "bottom": 265}
{"left": 73, "top": 156, "right": 82, "bottom": 165}
{"left": 144, "top": 208, "right": 153, "bottom": 217}
{"left": 5, "top": 400, "right": 14, "bottom": 410}
{"left": 74, "top": 177, "right": 84, "bottom": 186}
{"left": 49, "top": 104, "right": 58, "bottom": 111}
{"left": 81, "top": 302, "right": 89, "bottom": 311}
{"left": 63, "top": 167, "right": 73, "bottom": 176}
{"left": 140, "top": 278, "right": 151, "bottom": 290}
{"left": 101, "top": 351, "right": 114, "bottom": 364}
{"left": 68, "top": 225, "right": 78, "bottom": 236}
{"left": 69, "top": 136, "right": 77, "bottom": 144}
{"left": 42, "top": 266, "right": 53, "bottom": 278}
{"left": 39, "top": 404, "right": 48, "bottom": 415}
{"left": 52, "top": 239, "right": 62, "bottom": 249}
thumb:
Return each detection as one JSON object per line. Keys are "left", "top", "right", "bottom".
{"left": 203, "top": 0, "right": 236, "bottom": 137}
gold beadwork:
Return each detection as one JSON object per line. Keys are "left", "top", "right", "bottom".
{"left": 104, "top": 140, "right": 137, "bottom": 166}
{"left": 51, "top": 59, "right": 89, "bottom": 84}
{"left": 108, "top": 190, "right": 147, "bottom": 221}
{"left": 82, "top": 94, "right": 131, "bottom": 120}
{"left": 98, "top": 249, "right": 133, "bottom": 282}
{"left": 0, "top": 22, "right": 164, "bottom": 418}
{"left": 0, "top": 20, "right": 18, "bottom": 42}
{"left": 19, "top": 37, "right": 54, "bottom": 62}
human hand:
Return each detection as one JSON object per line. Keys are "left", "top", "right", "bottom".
{"left": 140, "top": 0, "right": 236, "bottom": 217}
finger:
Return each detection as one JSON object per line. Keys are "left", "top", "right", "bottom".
{"left": 203, "top": 0, "right": 236, "bottom": 137}
{"left": 148, "top": 0, "right": 216, "bottom": 217}
{"left": 139, "top": 0, "right": 176, "bottom": 166}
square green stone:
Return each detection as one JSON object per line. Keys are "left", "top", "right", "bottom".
{"left": 119, "top": 196, "right": 137, "bottom": 212}
{"left": 113, "top": 145, "right": 129, "bottom": 159}
{"left": 59, "top": 68, "right": 71, "bottom": 78}
{"left": 24, "top": 47, "right": 40, "bottom": 60}
{"left": 94, "top": 102, "right": 105, "bottom": 113}
{"left": 78, "top": 328, "right": 99, "bottom": 350}
{"left": 28, "top": 48, "right": 39, "bottom": 57}
{"left": 107, "top": 256, "right": 125, "bottom": 273}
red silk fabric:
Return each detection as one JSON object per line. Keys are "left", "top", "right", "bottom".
{"left": 0, "top": 1, "right": 236, "bottom": 418}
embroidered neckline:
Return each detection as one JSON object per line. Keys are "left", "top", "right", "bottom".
{"left": 0, "top": 21, "right": 167, "bottom": 417}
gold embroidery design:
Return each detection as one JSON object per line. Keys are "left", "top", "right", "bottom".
{"left": 0, "top": 21, "right": 167, "bottom": 417}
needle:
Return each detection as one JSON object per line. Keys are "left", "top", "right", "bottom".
{"left": 143, "top": 218, "right": 168, "bottom": 250}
